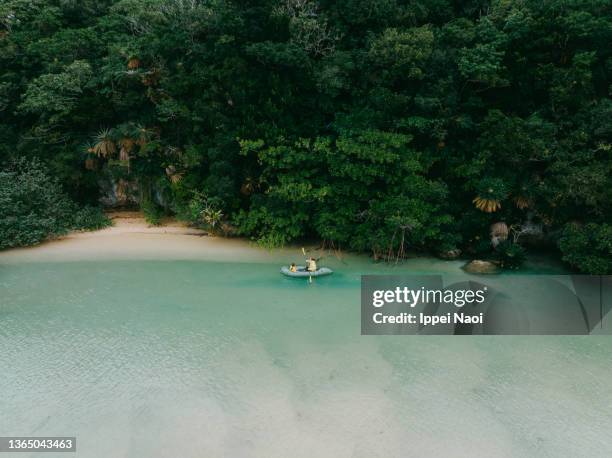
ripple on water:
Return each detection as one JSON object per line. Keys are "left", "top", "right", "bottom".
{"left": 0, "top": 260, "right": 611, "bottom": 457}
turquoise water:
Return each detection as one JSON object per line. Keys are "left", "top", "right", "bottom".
{"left": 1, "top": 254, "right": 612, "bottom": 457}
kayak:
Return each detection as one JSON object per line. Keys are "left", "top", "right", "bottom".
{"left": 280, "top": 266, "right": 333, "bottom": 277}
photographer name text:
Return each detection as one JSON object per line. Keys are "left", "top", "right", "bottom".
{"left": 371, "top": 286, "right": 488, "bottom": 326}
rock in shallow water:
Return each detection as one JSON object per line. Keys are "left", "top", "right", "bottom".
{"left": 439, "top": 248, "right": 462, "bottom": 260}
{"left": 463, "top": 259, "right": 499, "bottom": 274}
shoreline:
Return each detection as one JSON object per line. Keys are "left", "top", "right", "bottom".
{"left": 0, "top": 211, "right": 286, "bottom": 264}
{"left": 0, "top": 211, "right": 566, "bottom": 274}
{"left": 0, "top": 212, "right": 467, "bottom": 274}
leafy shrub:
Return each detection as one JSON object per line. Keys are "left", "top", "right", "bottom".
{"left": 0, "top": 159, "right": 110, "bottom": 249}
{"left": 473, "top": 238, "right": 494, "bottom": 256}
{"left": 558, "top": 223, "right": 612, "bottom": 274}
{"left": 475, "top": 178, "right": 509, "bottom": 201}
{"left": 141, "top": 200, "right": 163, "bottom": 226}
{"left": 186, "top": 192, "right": 224, "bottom": 233}
{"left": 234, "top": 204, "right": 305, "bottom": 247}
{"left": 495, "top": 240, "right": 526, "bottom": 270}
{"left": 73, "top": 206, "right": 111, "bottom": 231}
{"left": 0, "top": 159, "right": 75, "bottom": 249}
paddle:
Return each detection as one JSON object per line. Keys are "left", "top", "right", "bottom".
{"left": 302, "top": 247, "right": 314, "bottom": 283}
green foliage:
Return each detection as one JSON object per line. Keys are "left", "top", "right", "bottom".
{"left": 184, "top": 192, "right": 224, "bottom": 233}
{"left": 558, "top": 223, "right": 612, "bottom": 274}
{"left": 141, "top": 200, "right": 163, "bottom": 226}
{"left": 475, "top": 178, "right": 509, "bottom": 202}
{"left": 235, "top": 131, "right": 454, "bottom": 255}
{"left": 457, "top": 18, "right": 508, "bottom": 87}
{"left": 495, "top": 240, "right": 526, "bottom": 270}
{"left": 73, "top": 206, "right": 112, "bottom": 231}
{"left": 368, "top": 26, "right": 434, "bottom": 79}
{"left": 0, "top": 159, "right": 107, "bottom": 249}
{"left": 0, "top": 159, "right": 74, "bottom": 249}
{"left": 0, "top": 0, "right": 610, "bottom": 271}
{"left": 19, "top": 60, "right": 92, "bottom": 113}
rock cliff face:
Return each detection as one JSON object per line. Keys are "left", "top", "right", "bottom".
{"left": 98, "top": 178, "right": 138, "bottom": 207}
{"left": 98, "top": 177, "right": 168, "bottom": 208}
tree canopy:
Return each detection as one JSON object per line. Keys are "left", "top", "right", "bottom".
{"left": 1, "top": 0, "right": 610, "bottom": 271}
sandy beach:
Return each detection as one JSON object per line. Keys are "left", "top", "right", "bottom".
{"left": 0, "top": 211, "right": 283, "bottom": 264}
{"left": 0, "top": 211, "right": 470, "bottom": 273}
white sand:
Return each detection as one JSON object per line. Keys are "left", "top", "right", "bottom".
{"left": 0, "top": 211, "right": 453, "bottom": 272}
{"left": 0, "top": 211, "right": 290, "bottom": 264}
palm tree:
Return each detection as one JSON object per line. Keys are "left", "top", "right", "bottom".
{"left": 514, "top": 184, "right": 531, "bottom": 209}
{"left": 82, "top": 142, "right": 97, "bottom": 170}
{"left": 135, "top": 125, "right": 154, "bottom": 146}
{"left": 514, "top": 196, "right": 530, "bottom": 210}
{"left": 202, "top": 206, "right": 223, "bottom": 229}
{"left": 165, "top": 165, "right": 183, "bottom": 183}
{"left": 93, "top": 129, "right": 116, "bottom": 158}
{"left": 473, "top": 178, "right": 507, "bottom": 213}
{"left": 127, "top": 56, "right": 141, "bottom": 70}
{"left": 240, "top": 176, "right": 256, "bottom": 195}
{"left": 473, "top": 195, "right": 502, "bottom": 213}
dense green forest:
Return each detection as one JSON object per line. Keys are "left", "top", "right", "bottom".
{"left": 1, "top": 0, "right": 611, "bottom": 272}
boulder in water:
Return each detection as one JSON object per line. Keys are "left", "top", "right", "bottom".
{"left": 439, "top": 249, "right": 462, "bottom": 260}
{"left": 463, "top": 260, "right": 499, "bottom": 274}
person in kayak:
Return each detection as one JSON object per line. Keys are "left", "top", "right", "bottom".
{"left": 306, "top": 257, "right": 317, "bottom": 272}
{"left": 289, "top": 263, "right": 298, "bottom": 273}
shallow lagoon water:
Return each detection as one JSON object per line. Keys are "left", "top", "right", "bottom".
{"left": 1, "top": 244, "right": 612, "bottom": 457}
